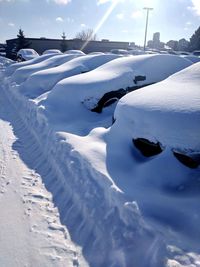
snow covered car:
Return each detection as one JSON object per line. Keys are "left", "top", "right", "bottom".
{"left": 114, "top": 62, "right": 200, "bottom": 167}
{"left": 64, "top": 50, "right": 85, "bottom": 55}
{"left": 17, "top": 48, "right": 39, "bottom": 61}
{"left": 181, "top": 55, "right": 200, "bottom": 63}
{"left": 19, "top": 53, "right": 121, "bottom": 98}
{"left": 5, "top": 53, "right": 61, "bottom": 77}
{"left": 42, "top": 49, "right": 62, "bottom": 55}
{"left": 11, "top": 53, "right": 83, "bottom": 84}
{"left": 108, "top": 63, "right": 200, "bottom": 261}
{"left": 110, "top": 49, "right": 129, "bottom": 55}
{"left": 35, "top": 54, "right": 192, "bottom": 135}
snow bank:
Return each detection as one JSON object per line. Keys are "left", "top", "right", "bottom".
{"left": 1, "top": 60, "right": 166, "bottom": 267}
{"left": 0, "top": 56, "right": 14, "bottom": 78}
{"left": 1, "top": 57, "right": 200, "bottom": 267}
{"left": 11, "top": 54, "right": 82, "bottom": 84}
{"left": 0, "top": 56, "right": 14, "bottom": 67}
{"left": 18, "top": 54, "right": 121, "bottom": 99}
{"left": 36, "top": 54, "right": 192, "bottom": 135}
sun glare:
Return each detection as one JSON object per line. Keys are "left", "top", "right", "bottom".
{"left": 81, "top": 1, "right": 120, "bottom": 50}
{"left": 142, "top": 0, "right": 157, "bottom": 7}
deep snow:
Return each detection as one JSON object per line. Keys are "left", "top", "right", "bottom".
{"left": 11, "top": 53, "right": 83, "bottom": 84}
{"left": 0, "top": 86, "right": 88, "bottom": 267}
{"left": 35, "top": 54, "right": 192, "bottom": 135}
{"left": 17, "top": 53, "right": 121, "bottom": 98}
{"left": 1, "top": 55, "right": 200, "bottom": 267}
{"left": 5, "top": 53, "right": 59, "bottom": 77}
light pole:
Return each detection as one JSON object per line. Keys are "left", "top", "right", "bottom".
{"left": 143, "top": 7, "right": 153, "bottom": 51}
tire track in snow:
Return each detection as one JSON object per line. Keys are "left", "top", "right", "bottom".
{"left": 0, "top": 87, "right": 88, "bottom": 267}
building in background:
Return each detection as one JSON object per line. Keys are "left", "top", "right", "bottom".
{"left": 147, "top": 32, "right": 164, "bottom": 50}
{"left": 6, "top": 37, "right": 135, "bottom": 59}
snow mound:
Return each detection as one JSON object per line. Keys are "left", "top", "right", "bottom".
{"left": 18, "top": 54, "right": 121, "bottom": 98}
{"left": 0, "top": 57, "right": 14, "bottom": 77}
{"left": 0, "top": 56, "right": 14, "bottom": 67}
{"left": 114, "top": 62, "right": 200, "bottom": 151}
{"left": 11, "top": 54, "right": 82, "bottom": 84}
{"left": 36, "top": 54, "right": 192, "bottom": 135}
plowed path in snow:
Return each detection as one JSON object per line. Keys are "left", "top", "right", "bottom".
{"left": 0, "top": 87, "right": 88, "bottom": 267}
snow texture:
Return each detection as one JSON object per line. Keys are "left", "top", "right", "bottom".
{"left": 36, "top": 54, "right": 192, "bottom": 135}
{"left": 11, "top": 54, "right": 83, "bottom": 84}
{"left": 1, "top": 55, "right": 200, "bottom": 267}
{"left": 17, "top": 54, "right": 121, "bottom": 98}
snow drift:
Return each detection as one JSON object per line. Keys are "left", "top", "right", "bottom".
{"left": 36, "top": 54, "right": 192, "bottom": 135}
{"left": 17, "top": 54, "right": 121, "bottom": 98}
{"left": 11, "top": 53, "right": 82, "bottom": 84}
{"left": 1, "top": 56, "right": 200, "bottom": 267}
{"left": 5, "top": 53, "right": 58, "bottom": 77}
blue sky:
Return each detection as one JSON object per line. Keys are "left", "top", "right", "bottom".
{"left": 0, "top": 0, "right": 199, "bottom": 45}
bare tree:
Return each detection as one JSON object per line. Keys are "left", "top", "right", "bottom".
{"left": 75, "top": 28, "right": 97, "bottom": 41}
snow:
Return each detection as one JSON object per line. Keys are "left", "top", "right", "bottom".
{"left": 0, "top": 87, "right": 88, "bottom": 267}
{"left": 114, "top": 62, "right": 200, "bottom": 150}
{"left": 17, "top": 48, "right": 39, "bottom": 61}
{"left": 5, "top": 53, "right": 60, "bottom": 77}
{"left": 43, "top": 49, "right": 62, "bottom": 55}
{"left": 59, "top": 63, "right": 200, "bottom": 266}
{"left": 181, "top": 55, "right": 200, "bottom": 63}
{"left": 11, "top": 53, "right": 82, "bottom": 84}
{"left": 17, "top": 53, "right": 121, "bottom": 98}
{"left": 102, "top": 63, "right": 200, "bottom": 263}
{"left": 64, "top": 50, "right": 86, "bottom": 55}
{"left": 0, "top": 56, "right": 14, "bottom": 67}
{"left": 1, "top": 55, "right": 200, "bottom": 267}
{"left": 36, "top": 54, "right": 192, "bottom": 135}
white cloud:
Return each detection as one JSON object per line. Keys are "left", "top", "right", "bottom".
{"left": 116, "top": 13, "right": 124, "bottom": 20}
{"left": 188, "top": 0, "right": 200, "bottom": 16}
{"left": 48, "top": 0, "right": 71, "bottom": 5}
{"left": 131, "top": 10, "right": 143, "bottom": 19}
{"left": 81, "top": 23, "right": 86, "bottom": 27}
{"left": 56, "top": 17, "right": 64, "bottom": 22}
{"left": 8, "top": 22, "right": 15, "bottom": 27}
{"left": 97, "top": 0, "right": 123, "bottom": 5}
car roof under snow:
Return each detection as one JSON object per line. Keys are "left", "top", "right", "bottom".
{"left": 114, "top": 62, "right": 200, "bottom": 151}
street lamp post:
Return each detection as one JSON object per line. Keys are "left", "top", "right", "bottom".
{"left": 143, "top": 7, "right": 153, "bottom": 51}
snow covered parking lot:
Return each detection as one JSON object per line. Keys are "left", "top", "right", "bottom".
{"left": 1, "top": 55, "right": 200, "bottom": 267}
